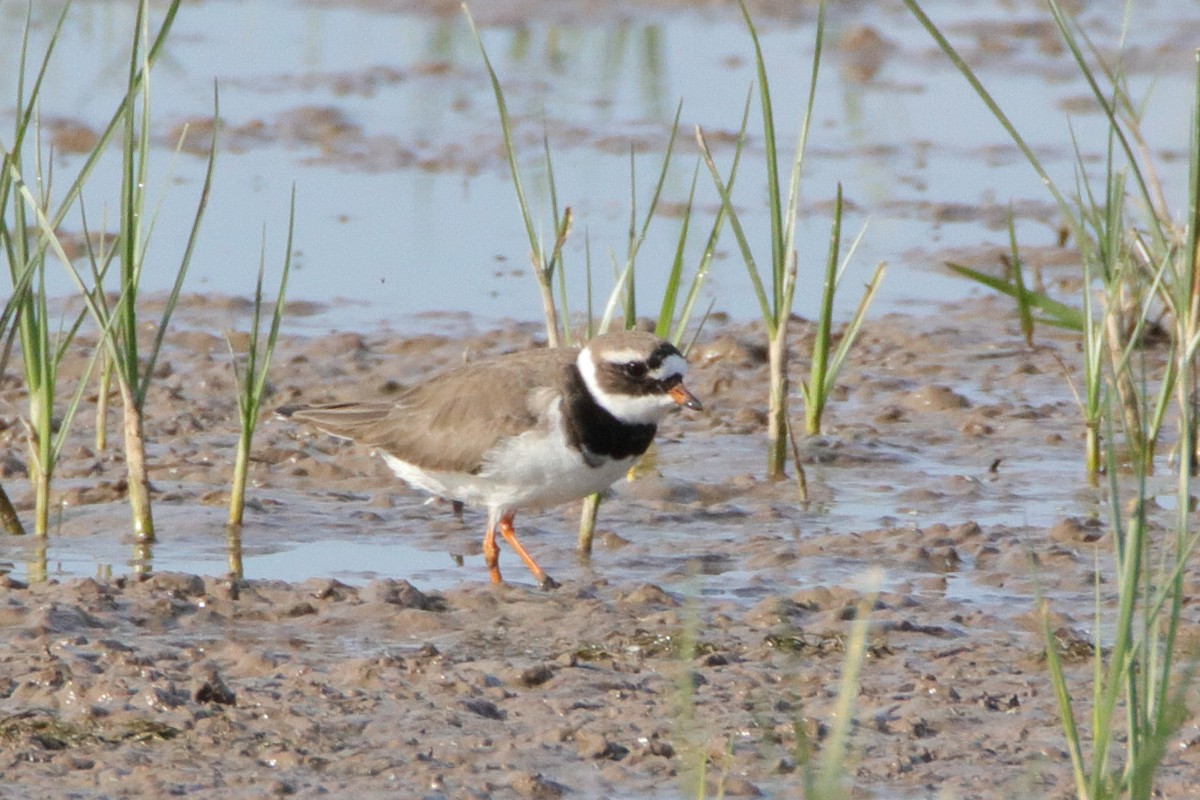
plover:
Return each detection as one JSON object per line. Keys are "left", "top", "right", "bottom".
{"left": 279, "top": 330, "right": 702, "bottom": 588}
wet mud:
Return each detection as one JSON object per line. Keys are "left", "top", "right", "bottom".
{"left": 5, "top": 1, "right": 1200, "bottom": 797}
{"left": 3, "top": 297, "right": 1200, "bottom": 799}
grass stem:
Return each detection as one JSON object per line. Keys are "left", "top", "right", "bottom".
{"left": 227, "top": 188, "right": 295, "bottom": 528}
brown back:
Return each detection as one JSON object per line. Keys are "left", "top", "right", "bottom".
{"left": 288, "top": 346, "right": 580, "bottom": 473}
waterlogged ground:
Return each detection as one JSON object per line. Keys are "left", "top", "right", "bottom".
{"left": 2, "top": 0, "right": 1199, "bottom": 327}
{"left": 3, "top": 298, "right": 1200, "bottom": 799}
{"left": 5, "top": 0, "right": 1200, "bottom": 798}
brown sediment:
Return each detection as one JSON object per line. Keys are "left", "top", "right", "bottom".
{"left": 0, "top": 297, "right": 1198, "bottom": 798}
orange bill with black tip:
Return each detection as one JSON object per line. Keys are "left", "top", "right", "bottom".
{"left": 669, "top": 384, "right": 703, "bottom": 410}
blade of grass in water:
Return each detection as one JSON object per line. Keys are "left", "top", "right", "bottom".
{"left": 904, "top": 4, "right": 1200, "bottom": 790}
{"left": 944, "top": 261, "right": 1085, "bottom": 331}
{"left": 463, "top": 4, "right": 563, "bottom": 346}
{"left": 0, "top": 240, "right": 44, "bottom": 536}
{"left": 20, "top": 0, "right": 198, "bottom": 542}
{"left": 1, "top": 4, "right": 119, "bottom": 536}
{"left": 1004, "top": 209, "right": 1036, "bottom": 347}
{"left": 228, "top": 187, "right": 295, "bottom": 531}
{"left": 702, "top": 2, "right": 880, "bottom": 476}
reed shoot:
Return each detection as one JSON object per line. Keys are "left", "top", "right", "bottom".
{"left": 227, "top": 189, "right": 295, "bottom": 528}
{"left": 698, "top": 0, "right": 881, "bottom": 476}
{"left": 1, "top": 5, "right": 104, "bottom": 535}
{"left": 907, "top": 2, "right": 1200, "bottom": 795}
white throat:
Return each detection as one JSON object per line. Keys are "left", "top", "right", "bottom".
{"left": 576, "top": 347, "right": 682, "bottom": 425}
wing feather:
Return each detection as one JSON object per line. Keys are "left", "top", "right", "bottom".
{"left": 284, "top": 346, "right": 578, "bottom": 473}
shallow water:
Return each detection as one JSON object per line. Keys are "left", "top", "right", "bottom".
{"left": 0, "top": 319, "right": 1129, "bottom": 616}
{"left": 3, "top": 0, "right": 1199, "bottom": 332}
{"left": 0, "top": 0, "right": 1194, "bottom": 622}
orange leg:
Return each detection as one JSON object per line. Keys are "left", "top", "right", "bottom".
{"left": 498, "top": 511, "right": 559, "bottom": 590}
{"left": 483, "top": 513, "right": 503, "bottom": 584}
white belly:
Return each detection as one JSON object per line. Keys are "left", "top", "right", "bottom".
{"left": 379, "top": 408, "right": 633, "bottom": 513}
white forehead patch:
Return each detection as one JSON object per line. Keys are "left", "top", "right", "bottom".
{"left": 578, "top": 348, "right": 681, "bottom": 425}
{"left": 649, "top": 353, "right": 688, "bottom": 382}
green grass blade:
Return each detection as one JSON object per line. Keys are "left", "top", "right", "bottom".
{"left": 466, "top": 9, "right": 528, "bottom": 238}
{"left": 253, "top": 186, "right": 296, "bottom": 402}
{"left": 584, "top": 234, "right": 595, "bottom": 340}
{"left": 1047, "top": 0, "right": 1164, "bottom": 244}
{"left": 116, "top": 0, "right": 151, "bottom": 382}
{"left": 1187, "top": 53, "right": 1200, "bottom": 328}
{"left": 7, "top": 152, "right": 126, "bottom": 363}
{"left": 624, "top": 148, "right": 638, "bottom": 325}
{"left": 669, "top": 148, "right": 736, "bottom": 344}
{"left": 49, "top": 334, "right": 105, "bottom": 468}
{"left": 655, "top": 162, "right": 699, "bottom": 338}
{"left": 0, "top": 235, "right": 40, "bottom": 341}
{"left": 10, "top": 0, "right": 183, "bottom": 252}
{"left": 682, "top": 298, "right": 717, "bottom": 357}
{"left": 804, "top": 183, "right": 842, "bottom": 411}
{"left": 901, "top": 0, "right": 1071, "bottom": 218}
{"left": 138, "top": 84, "right": 219, "bottom": 405}
{"left": 695, "top": 92, "right": 773, "bottom": 328}
{"left": 640, "top": 100, "right": 683, "bottom": 247}
{"left": 1005, "top": 209, "right": 1035, "bottom": 346}
{"left": 598, "top": 260, "right": 634, "bottom": 334}
{"left": 1, "top": 5, "right": 68, "bottom": 213}
{"left": 1040, "top": 598, "right": 1090, "bottom": 799}
{"left": 619, "top": 100, "right": 683, "bottom": 330}
{"left": 780, "top": 1, "right": 825, "bottom": 303}
{"left": 463, "top": 7, "right": 542, "bottom": 281}
{"left": 824, "top": 260, "right": 886, "bottom": 401}
{"left": 945, "top": 261, "right": 1086, "bottom": 330}
{"left": 738, "top": 0, "right": 783, "bottom": 313}
{"left": 542, "top": 131, "right": 571, "bottom": 344}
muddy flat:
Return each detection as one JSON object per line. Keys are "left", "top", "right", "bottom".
{"left": 4, "top": 1, "right": 1200, "bottom": 796}
{"left": 2, "top": 297, "right": 1199, "bottom": 800}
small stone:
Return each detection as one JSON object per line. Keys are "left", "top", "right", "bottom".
{"left": 902, "top": 385, "right": 970, "bottom": 412}
{"left": 574, "top": 729, "right": 629, "bottom": 760}
{"left": 462, "top": 698, "right": 505, "bottom": 720}
{"left": 361, "top": 579, "right": 444, "bottom": 611}
{"left": 284, "top": 602, "right": 317, "bottom": 618}
{"left": 619, "top": 584, "right": 679, "bottom": 607}
{"left": 509, "top": 772, "right": 567, "bottom": 799}
{"left": 517, "top": 664, "right": 555, "bottom": 688}
{"left": 1048, "top": 516, "right": 1104, "bottom": 544}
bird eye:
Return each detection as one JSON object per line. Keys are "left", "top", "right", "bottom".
{"left": 623, "top": 361, "right": 648, "bottom": 378}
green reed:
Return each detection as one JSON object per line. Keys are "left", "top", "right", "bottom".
{"left": 902, "top": 0, "right": 1185, "bottom": 481}
{"left": 227, "top": 189, "right": 295, "bottom": 529}
{"left": 697, "top": 0, "right": 882, "bottom": 481}
{"left": 107, "top": 0, "right": 212, "bottom": 543}
{"left": 906, "top": 1, "right": 1200, "bottom": 795}
{"left": 1042, "top": 387, "right": 1198, "bottom": 800}
{"left": 799, "top": 185, "right": 884, "bottom": 438}
{"left": 1, "top": 5, "right": 119, "bottom": 536}
{"left": 0, "top": 229, "right": 44, "bottom": 535}
{"left": 3, "top": 0, "right": 197, "bottom": 544}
